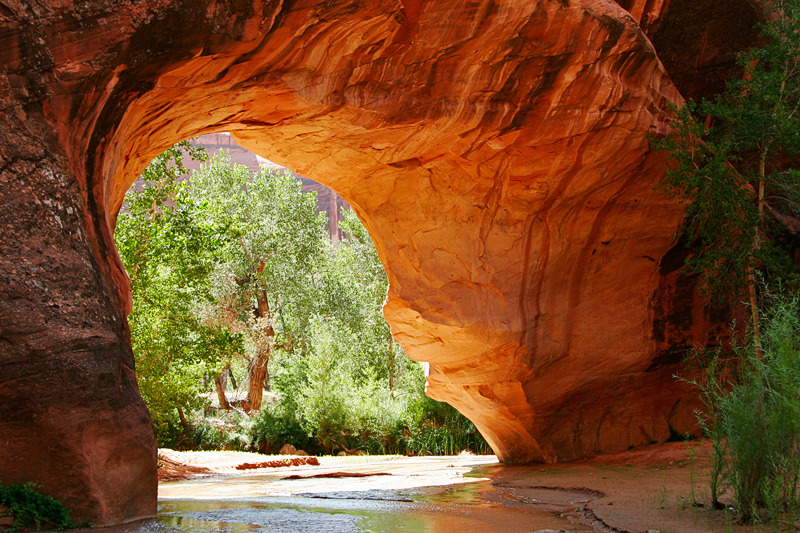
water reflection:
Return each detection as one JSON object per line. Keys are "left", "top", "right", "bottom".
{"left": 74, "top": 457, "right": 597, "bottom": 533}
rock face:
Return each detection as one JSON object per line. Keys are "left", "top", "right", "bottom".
{"left": 0, "top": 0, "right": 761, "bottom": 525}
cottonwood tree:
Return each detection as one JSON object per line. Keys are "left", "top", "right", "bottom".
{"left": 189, "top": 153, "right": 329, "bottom": 411}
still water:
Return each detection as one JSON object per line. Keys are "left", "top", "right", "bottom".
{"left": 80, "top": 456, "right": 600, "bottom": 533}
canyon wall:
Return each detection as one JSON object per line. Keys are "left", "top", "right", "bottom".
{"left": 0, "top": 0, "right": 760, "bottom": 525}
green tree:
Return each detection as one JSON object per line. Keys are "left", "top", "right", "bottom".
{"left": 330, "top": 210, "right": 400, "bottom": 388}
{"left": 288, "top": 210, "right": 415, "bottom": 451}
{"left": 188, "top": 153, "right": 330, "bottom": 411}
{"left": 653, "top": 0, "right": 800, "bottom": 341}
{"left": 115, "top": 141, "right": 242, "bottom": 444}
{"left": 656, "top": 1, "right": 800, "bottom": 523}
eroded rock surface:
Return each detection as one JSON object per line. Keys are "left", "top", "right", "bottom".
{"left": 0, "top": 0, "right": 760, "bottom": 525}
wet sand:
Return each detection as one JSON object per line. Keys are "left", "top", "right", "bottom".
{"left": 479, "top": 442, "right": 796, "bottom": 533}
{"left": 70, "top": 444, "right": 792, "bottom": 533}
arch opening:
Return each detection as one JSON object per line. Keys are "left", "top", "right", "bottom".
{"left": 116, "top": 134, "right": 491, "bottom": 458}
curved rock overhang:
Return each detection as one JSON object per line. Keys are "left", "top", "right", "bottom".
{"left": 0, "top": 0, "right": 760, "bottom": 525}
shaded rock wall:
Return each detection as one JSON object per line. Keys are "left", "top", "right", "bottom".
{"left": 0, "top": 59, "right": 156, "bottom": 525}
{"left": 0, "top": 0, "right": 759, "bottom": 525}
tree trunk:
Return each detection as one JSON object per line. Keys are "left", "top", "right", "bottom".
{"left": 746, "top": 266, "right": 762, "bottom": 359}
{"left": 246, "top": 289, "right": 274, "bottom": 411}
{"left": 247, "top": 348, "right": 270, "bottom": 410}
{"left": 388, "top": 333, "right": 395, "bottom": 393}
{"left": 215, "top": 372, "right": 232, "bottom": 410}
{"left": 177, "top": 406, "right": 191, "bottom": 433}
{"left": 749, "top": 148, "right": 768, "bottom": 359}
{"left": 227, "top": 364, "right": 237, "bottom": 390}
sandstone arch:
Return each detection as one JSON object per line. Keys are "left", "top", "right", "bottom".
{"left": 0, "top": 0, "right": 760, "bottom": 525}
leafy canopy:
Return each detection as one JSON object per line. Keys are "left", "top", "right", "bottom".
{"left": 652, "top": 0, "right": 800, "bottom": 299}
{"left": 116, "top": 141, "right": 242, "bottom": 443}
{"left": 188, "top": 153, "right": 330, "bottom": 358}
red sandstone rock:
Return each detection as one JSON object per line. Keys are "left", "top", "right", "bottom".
{"left": 283, "top": 472, "right": 390, "bottom": 479}
{"left": 235, "top": 457, "right": 320, "bottom": 470}
{"left": 157, "top": 455, "right": 213, "bottom": 482}
{"left": 279, "top": 443, "right": 298, "bottom": 455}
{"left": 0, "top": 0, "right": 761, "bottom": 526}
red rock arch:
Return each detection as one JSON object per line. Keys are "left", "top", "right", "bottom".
{"left": 0, "top": 0, "right": 759, "bottom": 525}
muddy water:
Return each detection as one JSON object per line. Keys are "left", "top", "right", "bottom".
{"left": 81, "top": 457, "right": 602, "bottom": 533}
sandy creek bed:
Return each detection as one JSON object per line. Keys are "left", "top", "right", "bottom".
{"left": 66, "top": 443, "right": 786, "bottom": 533}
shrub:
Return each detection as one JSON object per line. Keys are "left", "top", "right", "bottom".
{"left": 189, "top": 412, "right": 258, "bottom": 451}
{"left": 251, "top": 400, "right": 311, "bottom": 454}
{"left": 251, "top": 346, "right": 491, "bottom": 457}
{"left": 404, "top": 398, "right": 492, "bottom": 456}
{"left": 695, "top": 297, "right": 800, "bottom": 523}
{"left": 0, "top": 482, "right": 76, "bottom": 532}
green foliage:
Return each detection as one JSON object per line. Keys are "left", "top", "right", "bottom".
{"left": 651, "top": 0, "right": 800, "bottom": 299}
{"left": 115, "top": 141, "right": 241, "bottom": 445}
{"left": 653, "top": 100, "right": 762, "bottom": 297}
{"left": 0, "top": 482, "right": 76, "bottom": 532}
{"left": 252, "top": 362, "right": 490, "bottom": 456}
{"left": 190, "top": 413, "right": 257, "bottom": 451}
{"left": 692, "top": 297, "right": 800, "bottom": 523}
{"left": 403, "top": 397, "right": 492, "bottom": 456}
{"left": 189, "top": 152, "right": 329, "bottom": 325}
{"left": 188, "top": 153, "right": 331, "bottom": 411}
{"left": 251, "top": 397, "right": 311, "bottom": 453}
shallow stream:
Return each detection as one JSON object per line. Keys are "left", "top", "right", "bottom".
{"left": 79, "top": 456, "right": 603, "bottom": 533}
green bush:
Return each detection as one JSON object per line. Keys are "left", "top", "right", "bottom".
{"left": 189, "top": 412, "right": 257, "bottom": 451}
{"left": 249, "top": 347, "right": 491, "bottom": 457}
{"left": 695, "top": 297, "right": 800, "bottom": 523}
{"left": 251, "top": 400, "right": 311, "bottom": 454}
{"left": 404, "top": 398, "right": 492, "bottom": 456}
{"left": 0, "top": 482, "right": 76, "bottom": 532}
